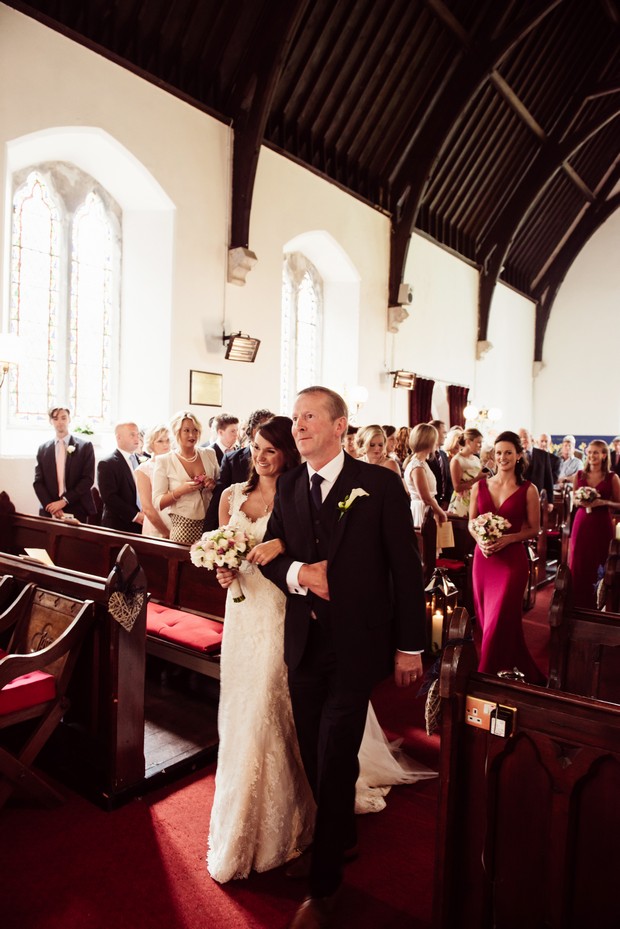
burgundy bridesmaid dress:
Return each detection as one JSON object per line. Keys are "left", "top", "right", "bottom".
{"left": 568, "top": 471, "right": 614, "bottom": 609}
{"left": 473, "top": 479, "right": 546, "bottom": 684}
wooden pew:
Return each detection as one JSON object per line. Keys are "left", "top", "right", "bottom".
{"left": 0, "top": 504, "right": 226, "bottom": 679}
{"left": 548, "top": 562, "right": 620, "bottom": 703}
{"left": 433, "top": 609, "right": 620, "bottom": 929}
{"left": 601, "top": 537, "right": 620, "bottom": 613}
{"left": 0, "top": 545, "right": 147, "bottom": 806}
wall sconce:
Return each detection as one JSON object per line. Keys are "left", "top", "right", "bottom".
{"left": 222, "top": 331, "right": 261, "bottom": 363}
{"left": 0, "top": 333, "right": 22, "bottom": 389}
{"left": 463, "top": 402, "right": 502, "bottom": 422}
{"left": 390, "top": 370, "right": 416, "bottom": 389}
{"left": 425, "top": 567, "right": 459, "bottom": 654}
{"left": 348, "top": 385, "right": 369, "bottom": 417}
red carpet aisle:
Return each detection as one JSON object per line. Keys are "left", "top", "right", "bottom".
{"left": 0, "top": 588, "right": 552, "bottom": 929}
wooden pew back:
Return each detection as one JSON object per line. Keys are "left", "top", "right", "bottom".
{"left": 434, "top": 610, "right": 620, "bottom": 929}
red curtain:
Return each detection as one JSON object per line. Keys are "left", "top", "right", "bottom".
{"left": 409, "top": 377, "right": 435, "bottom": 426}
{"left": 447, "top": 384, "right": 469, "bottom": 428}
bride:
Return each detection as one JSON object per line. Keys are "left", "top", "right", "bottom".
{"left": 207, "top": 416, "right": 435, "bottom": 883}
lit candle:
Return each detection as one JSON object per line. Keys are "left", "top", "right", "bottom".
{"left": 432, "top": 609, "right": 443, "bottom": 653}
{"left": 616, "top": 522, "right": 620, "bottom": 540}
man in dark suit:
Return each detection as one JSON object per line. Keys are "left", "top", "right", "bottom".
{"left": 427, "top": 419, "right": 452, "bottom": 507}
{"left": 203, "top": 408, "right": 273, "bottom": 530}
{"left": 261, "top": 387, "right": 426, "bottom": 929}
{"left": 97, "top": 421, "right": 144, "bottom": 534}
{"left": 205, "top": 413, "right": 239, "bottom": 465}
{"left": 519, "top": 428, "right": 554, "bottom": 503}
{"left": 33, "top": 405, "right": 96, "bottom": 522}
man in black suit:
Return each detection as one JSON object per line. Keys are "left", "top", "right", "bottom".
{"left": 427, "top": 419, "right": 452, "bottom": 507}
{"left": 261, "top": 387, "right": 426, "bottom": 929}
{"left": 519, "top": 428, "right": 554, "bottom": 504}
{"left": 205, "top": 413, "right": 239, "bottom": 465}
{"left": 203, "top": 408, "right": 274, "bottom": 530}
{"left": 97, "top": 421, "right": 144, "bottom": 534}
{"left": 33, "top": 405, "right": 96, "bottom": 522}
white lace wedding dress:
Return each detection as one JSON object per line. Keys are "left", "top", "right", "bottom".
{"left": 206, "top": 484, "right": 436, "bottom": 883}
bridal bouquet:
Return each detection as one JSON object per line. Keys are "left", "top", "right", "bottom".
{"left": 469, "top": 511, "right": 511, "bottom": 543}
{"left": 573, "top": 485, "right": 600, "bottom": 514}
{"left": 190, "top": 525, "right": 255, "bottom": 602}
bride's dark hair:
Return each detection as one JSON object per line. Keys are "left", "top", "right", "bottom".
{"left": 494, "top": 430, "right": 525, "bottom": 484}
{"left": 244, "top": 416, "right": 300, "bottom": 493}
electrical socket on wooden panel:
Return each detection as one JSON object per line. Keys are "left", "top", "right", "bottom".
{"left": 465, "top": 695, "right": 496, "bottom": 730}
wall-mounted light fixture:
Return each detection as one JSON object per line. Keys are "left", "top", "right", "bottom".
{"left": 222, "top": 331, "right": 261, "bottom": 363}
{"left": 390, "top": 370, "right": 416, "bottom": 390}
{"left": 463, "top": 402, "right": 502, "bottom": 422}
{"left": 0, "top": 333, "right": 22, "bottom": 389}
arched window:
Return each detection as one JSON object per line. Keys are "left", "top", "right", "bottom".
{"left": 281, "top": 252, "right": 323, "bottom": 412}
{"left": 9, "top": 164, "right": 120, "bottom": 429}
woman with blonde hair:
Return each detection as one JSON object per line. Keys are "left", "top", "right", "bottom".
{"left": 357, "top": 425, "right": 401, "bottom": 476}
{"left": 153, "top": 411, "right": 219, "bottom": 544}
{"left": 393, "top": 426, "right": 411, "bottom": 472}
{"left": 135, "top": 424, "right": 173, "bottom": 538}
{"left": 403, "top": 423, "right": 448, "bottom": 528}
{"left": 448, "top": 428, "right": 484, "bottom": 517}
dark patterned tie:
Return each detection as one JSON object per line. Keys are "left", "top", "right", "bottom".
{"left": 310, "top": 472, "right": 324, "bottom": 510}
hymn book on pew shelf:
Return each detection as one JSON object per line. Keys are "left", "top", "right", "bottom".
{"left": 22, "top": 548, "right": 55, "bottom": 567}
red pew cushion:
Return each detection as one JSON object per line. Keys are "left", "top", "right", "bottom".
{"left": 0, "top": 649, "right": 57, "bottom": 715}
{"left": 146, "top": 603, "right": 223, "bottom": 653}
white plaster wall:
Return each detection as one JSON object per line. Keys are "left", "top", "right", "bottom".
{"left": 534, "top": 209, "right": 620, "bottom": 437}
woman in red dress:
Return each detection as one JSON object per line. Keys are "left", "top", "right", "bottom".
{"left": 469, "top": 431, "right": 546, "bottom": 683}
{"left": 569, "top": 440, "right": 620, "bottom": 609}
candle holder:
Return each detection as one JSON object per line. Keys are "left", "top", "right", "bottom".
{"left": 425, "top": 567, "right": 459, "bottom": 655}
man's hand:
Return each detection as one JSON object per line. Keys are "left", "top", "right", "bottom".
{"left": 394, "top": 651, "right": 423, "bottom": 688}
{"left": 298, "top": 561, "right": 329, "bottom": 600}
{"left": 46, "top": 499, "right": 67, "bottom": 516}
{"left": 134, "top": 512, "right": 145, "bottom": 525}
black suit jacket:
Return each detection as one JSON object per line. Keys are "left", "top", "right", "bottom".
{"left": 204, "top": 446, "right": 252, "bottom": 531}
{"left": 427, "top": 449, "right": 452, "bottom": 505}
{"left": 523, "top": 447, "right": 554, "bottom": 500}
{"left": 262, "top": 454, "right": 426, "bottom": 687}
{"left": 97, "top": 450, "right": 141, "bottom": 534}
{"left": 33, "top": 434, "right": 96, "bottom": 522}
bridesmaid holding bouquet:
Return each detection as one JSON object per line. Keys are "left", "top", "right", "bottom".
{"left": 469, "top": 430, "right": 546, "bottom": 683}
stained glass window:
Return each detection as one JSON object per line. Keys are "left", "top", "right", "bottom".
{"left": 10, "top": 166, "right": 120, "bottom": 428}
{"left": 281, "top": 253, "right": 323, "bottom": 413}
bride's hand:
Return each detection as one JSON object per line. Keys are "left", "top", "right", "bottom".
{"left": 216, "top": 567, "right": 238, "bottom": 589}
{"left": 246, "top": 539, "right": 284, "bottom": 565}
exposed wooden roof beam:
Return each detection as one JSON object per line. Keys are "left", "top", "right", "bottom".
{"left": 423, "top": 0, "right": 471, "bottom": 47}
{"left": 489, "top": 70, "right": 547, "bottom": 140}
{"left": 562, "top": 164, "right": 595, "bottom": 202}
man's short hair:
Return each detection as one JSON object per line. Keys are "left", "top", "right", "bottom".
{"left": 297, "top": 386, "right": 348, "bottom": 421}
{"left": 49, "top": 405, "right": 71, "bottom": 419}
{"left": 346, "top": 425, "right": 359, "bottom": 436}
{"left": 563, "top": 435, "right": 576, "bottom": 445}
{"left": 245, "top": 409, "right": 273, "bottom": 440}
{"left": 213, "top": 413, "right": 239, "bottom": 432}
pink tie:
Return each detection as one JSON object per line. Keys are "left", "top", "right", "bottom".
{"left": 55, "top": 440, "right": 66, "bottom": 497}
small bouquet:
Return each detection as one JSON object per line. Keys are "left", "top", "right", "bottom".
{"left": 573, "top": 485, "right": 600, "bottom": 514}
{"left": 190, "top": 525, "right": 255, "bottom": 602}
{"left": 469, "top": 511, "right": 511, "bottom": 544}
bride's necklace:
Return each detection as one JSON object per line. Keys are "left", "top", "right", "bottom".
{"left": 257, "top": 484, "right": 275, "bottom": 514}
{"left": 177, "top": 450, "right": 198, "bottom": 463}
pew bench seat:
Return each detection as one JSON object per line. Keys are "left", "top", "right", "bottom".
{"left": 146, "top": 602, "right": 223, "bottom": 679}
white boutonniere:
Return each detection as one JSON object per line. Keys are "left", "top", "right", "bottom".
{"left": 138, "top": 455, "right": 148, "bottom": 464}
{"left": 337, "top": 487, "right": 369, "bottom": 519}
{"left": 66, "top": 445, "right": 76, "bottom": 455}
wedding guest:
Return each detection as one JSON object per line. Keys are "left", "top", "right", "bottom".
{"left": 404, "top": 423, "right": 448, "bottom": 528}
{"left": 208, "top": 415, "right": 434, "bottom": 889}
{"left": 357, "top": 425, "right": 401, "bottom": 476}
{"left": 382, "top": 425, "right": 397, "bottom": 458}
{"left": 343, "top": 424, "right": 359, "bottom": 458}
{"left": 518, "top": 428, "right": 554, "bottom": 503}
{"left": 569, "top": 440, "right": 620, "bottom": 609}
{"left": 444, "top": 426, "right": 464, "bottom": 461}
{"left": 260, "top": 387, "right": 426, "bottom": 928}
{"left": 203, "top": 409, "right": 274, "bottom": 531}
{"left": 427, "top": 419, "right": 452, "bottom": 508}
{"left": 610, "top": 436, "right": 620, "bottom": 477}
{"left": 393, "top": 426, "right": 411, "bottom": 471}
{"left": 537, "top": 431, "right": 559, "bottom": 482}
{"left": 153, "top": 411, "right": 218, "bottom": 543}
{"left": 480, "top": 444, "right": 496, "bottom": 475}
{"left": 556, "top": 435, "right": 583, "bottom": 486}
{"left": 33, "top": 405, "right": 96, "bottom": 522}
{"left": 469, "top": 431, "right": 545, "bottom": 683}
{"left": 135, "top": 424, "right": 173, "bottom": 538}
{"left": 447, "top": 428, "right": 484, "bottom": 517}
{"left": 206, "top": 413, "right": 239, "bottom": 464}
{"left": 97, "top": 421, "right": 144, "bottom": 534}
